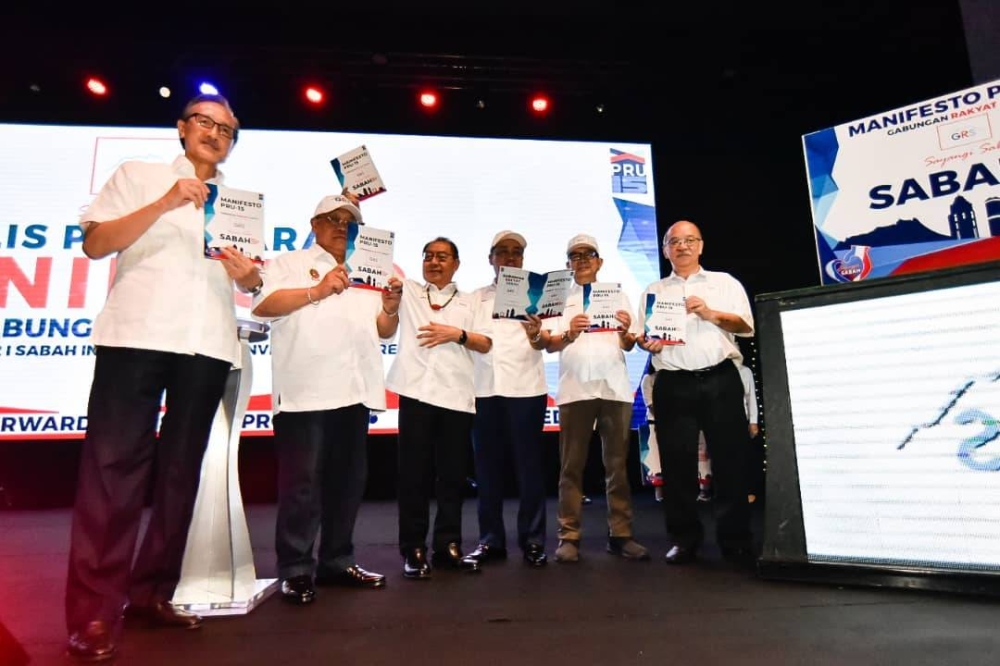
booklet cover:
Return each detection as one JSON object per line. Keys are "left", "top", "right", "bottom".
{"left": 330, "top": 145, "right": 387, "bottom": 201}
{"left": 583, "top": 282, "right": 624, "bottom": 331}
{"left": 344, "top": 223, "right": 395, "bottom": 291}
{"left": 643, "top": 293, "right": 686, "bottom": 344}
{"left": 204, "top": 184, "right": 265, "bottom": 264}
{"left": 492, "top": 266, "right": 574, "bottom": 320}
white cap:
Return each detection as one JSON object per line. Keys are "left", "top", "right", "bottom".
{"left": 313, "top": 194, "right": 362, "bottom": 223}
{"left": 566, "top": 233, "right": 599, "bottom": 254}
{"left": 490, "top": 230, "right": 527, "bottom": 250}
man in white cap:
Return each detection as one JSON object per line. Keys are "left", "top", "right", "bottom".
{"left": 465, "top": 231, "right": 550, "bottom": 567}
{"left": 252, "top": 194, "right": 402, "bottom": 604}
{"left": 544, "top": 233, "right": 649, "bottom": 563}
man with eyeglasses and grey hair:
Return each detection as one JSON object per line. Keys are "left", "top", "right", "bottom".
{"left": 636, "top": 220, "right": 756, "bottom": 568}
{"left": 252, "top": 194, "right": 402, "bottom": 606}
{"left": 66, "top": 93, "right": 262, "bottom": 662}
{"left": 544, "top": 233, "right": 649, "bottom": 564}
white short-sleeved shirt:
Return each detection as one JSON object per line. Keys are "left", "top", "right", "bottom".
{"left": 471, "top": 284, "right": 547, "bottom": 398}
{"left": 547, "top": 283, "right": 637, "bottom": 405}
{"left": 638, "top": 267, "right": 754, "bottom": 372}
{"left": 251, "top": 244, "right": 388, "bottom": 414}
{"left": 386, "top": 279, "right": 481, "bottom": 414}
{"left": 739, "top": 364, "right": 759, "bottom": 424}
{"left": 81, "top": 155, "right": 241, "bottom": 366}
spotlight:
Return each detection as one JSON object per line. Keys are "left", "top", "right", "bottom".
{"left": 475, "top": 99, "right": 486, "bottom": 110}
{"left": 419, "top": 91, "right": 438, "bottom": 109}
{"left": 159, "top": 86, "right": 172, "bottom": 99}
{"left": 86, "top": 78, "right": 108, "bottom": 96}
{"left": 304, "top": 86, "right": 324, "bottom": 105}
{"left": 28, "top": 83, "right": 41, "bottom": 93}
{"left": 530, "top": 95, "right": 549, "bottom": 114}
{"left": 596, "top": 103, "right": 605, "bottom": 114}
{"left": 199, "top": 82, "right": 219, "bottom": 95}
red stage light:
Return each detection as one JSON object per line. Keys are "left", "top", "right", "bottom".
{"left": 530, "top": 95, "right": 549, "bottom": 113}
{"left": 419, "top": 91, "right": 438, "bottom": 108}
{"left": 86, "top": 78, "right": 108, "bottom": 96}
{"left": 304, "top": 86, "right": 324, "bottom": 104}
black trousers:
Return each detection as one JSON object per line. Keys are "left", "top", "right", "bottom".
{"left": 65, "top": 346, "right": 231, "bottom": 632}
{"left": 273, "top": 404, "right": 370, "bottom": 579}
{"left": 396, "top": 396, "right": 474, "bottom": 554}
{"left": 652, "top": 360, "right": 752, "bottom": 550}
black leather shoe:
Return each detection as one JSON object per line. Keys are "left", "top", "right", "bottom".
{"left": 280, "top": 575, "right": 317, "bottom": 605}
{"left": 467, "top": 543, "right": 508, "bottom": 564}
{"left": 431, "top": 542, "right": 481, "bottom": 573}
{"left": 125, "top": 599, "right": 203, "bottom": 629}
{"left": 523, "top": 544, "right": 547, "bottom": 567}
{"left": 664, "top": 545, "right": 698, "bottom": 565}
{"left": 403, "top": 547, "right": 432, "bottom": 580}
{"left": 316, "top": 564, "right": 386, "bottom": 589}
{"left": 67, "top": 620, "right": 117, "bottom": 662}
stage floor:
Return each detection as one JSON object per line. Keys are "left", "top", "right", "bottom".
{"left": 2, "top": 495, "right": 998, "bottom": 665}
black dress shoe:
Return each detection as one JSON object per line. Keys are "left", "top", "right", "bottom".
{"left": 403, "top": 547, "right": 432, "bottom": 580}
{"left": 664, "top": 544, "right": 698, "bottom": 565}
{"left": 280, "top": 575, "right": 317, "bottom": 605}
{"left": 316, "top": 564, "right": 386, "bottom": 589}
{"left": 523, "top": 544, "right": 548, "bottom": 567}
{"left": 467, "top": 543, "right": 508, "bottom": 564}
{"left": 125, "top": 599, "right": 203, "bottom": 629}
{"left": 431, "top": 542, "right": 481, "bottom": 573}
{"left": 67, "top": 620, "right": 117, "bottom": 662}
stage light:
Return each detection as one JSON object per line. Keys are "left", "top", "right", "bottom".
{"left": 159, "top": 87, "right": 171, "bottom": 99}
{"left": 530, "top": 95, "right": 549, "bottom": 114}
{"left": 86, "top": 78, "right": 108, "bottom": 96}
{"left": 199, "top": 82, "right": 219, "bottom": 95}
{"left": 596, "top": 103, "right": 605, "bottom": 114}
{"left": 419, "top": 91, "right": 438, "bottom": 109}
{"left": 304, "top": 86, "right": 324, "bottom": 105}
{"left": 475, "top": 99, "right": 486, "bottom": 110}
{"left": 28, "top": 83, "right": 40, "bottom": 93}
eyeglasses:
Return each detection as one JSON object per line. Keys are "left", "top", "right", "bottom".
{"left": 665, "top": 237, "right": 702, "bottom": 248}
{"left": 423, "top": 252, "right": 455, "bottom": 263}
{"left": 185, "top": 113, "right": 238, "bottom": 140}
{"left": 567, "top": 250, "right": 599, "bottom": 263}
{"left": 314, "top": 213, "right": 363, "bottom": 227}
{"left": 492, "top": 248, "right": 524, "bottom": 259}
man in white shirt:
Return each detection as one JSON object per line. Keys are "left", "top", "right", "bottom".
{"left": 386, "top": 238, "right": 492, "bottom": 579}
{"left": 252, "top": 194, "right": 402, "bottom": 605}
{"left": 466, "top": 231, "right": 549, "bottom": 568}
{"left": 545, "top": 234, "right": 649, "bottom": 564}
{"left": 66, "top": 94, "right": 263, "bottom": 662}
{"left": 637, "top": 220, "right": 755, "bottom": 567}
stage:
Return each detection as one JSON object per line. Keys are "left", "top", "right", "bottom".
{"left": 2, "top": 495, "right": 997, "bottom": 665}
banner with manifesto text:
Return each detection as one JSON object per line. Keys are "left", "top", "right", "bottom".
{"left": 804, "top": 78, "right": 1000, "bottom": 285}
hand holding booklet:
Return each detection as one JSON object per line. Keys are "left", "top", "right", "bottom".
{"left": 492, "top": 266, "right": 574, "bottom": 320}
{"left": 330, "top": 145, "right": 387, "bottom": 201}
{"left": 344, "top": 222, "right": 395, "bottom": 291}
{"left": 583, "top": 282, "right": 624, "bottom": 331}
{"left": 203, "top": 184, "right": 265, "bottom": 264}
{"left": 643, "top": 293, "right": 686, "bottom": 344}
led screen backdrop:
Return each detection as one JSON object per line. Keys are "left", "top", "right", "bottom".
{"left": 0, "top": 124, "right": 658, "bottom": 439}
{"left": 804, "top": 78, "right": 1000, "bottom": 285}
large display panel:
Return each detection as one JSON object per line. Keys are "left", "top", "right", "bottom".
{"left": 0, "top": 123, "right": 659, "bottom": 439}
{"left": 756, "top": 261, "right": 1000, "bottom": 596}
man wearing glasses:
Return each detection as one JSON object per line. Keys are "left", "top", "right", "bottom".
{"left": 544, "top": 234, "right": 649, "bottom": 564}
{"left": 251, "top": 195, "right": 402, "bottom": 605}
{"left": 636, "top": 220, "right": 755, "bottom": 568}
{"left": 66, "top": 94, "right": 262, "bottom": 661}
{"left": 386, "top": 238, "right": 492, "bottom": 579}
{"left": 466, "top": 231, "right": 550, "bottom": 568}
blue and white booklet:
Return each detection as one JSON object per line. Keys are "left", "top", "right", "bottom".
{"left": 330, "top": 145, "right": 387, "bottom": 201}
{"left": 344, "top": 222, "right": 394, "bottom": 291}
{"left": 203, "top": 184, "right": 265, "bottom": 264}
{"left": 492, "top": 266, "right": 574, "bottom": 320}
{"left": 643, "top": 293, "right": 686, "bottom": 344}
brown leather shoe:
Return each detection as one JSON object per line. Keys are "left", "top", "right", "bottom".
{"left": 66, "top": 620, "right": 117, "bottom": 662}
{"left": 126, "top": 600, "right": 203, "bottom": 629}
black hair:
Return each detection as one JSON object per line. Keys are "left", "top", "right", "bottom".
{"left": 178, "top": 93, "right": 240, "bottom": 148}
{"left": 422, "top": 236, "right": 459, "bottom": 260}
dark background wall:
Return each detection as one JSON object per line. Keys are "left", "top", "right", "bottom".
{"left": 0, "top": 2, "right": 987, "bottom": 508}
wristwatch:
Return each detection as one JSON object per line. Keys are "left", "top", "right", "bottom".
{"left": 457, "top": 329, "right": 468, "bottom": 346}
{"left": 248, "top": 279, "right": 264, "bottom": 296}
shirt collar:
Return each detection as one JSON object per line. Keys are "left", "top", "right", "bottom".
{"left": 666, "top": 266, "right": 706, "bottom": 283}
{"left": 171, "top": 154, "right": 225, "bottom": 185}
{"left": 424, "top": 281, "right": 457, "bottom": 295}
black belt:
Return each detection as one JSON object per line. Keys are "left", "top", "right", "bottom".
{"left": 671, "top": 360, "right": 730, "bottom": 377}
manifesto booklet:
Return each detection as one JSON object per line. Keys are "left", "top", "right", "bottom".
{"left": 643, "top": 293, "right": 686, "bottom": 344}
{"left": 330, "top": 145, "right": 387, "bottom": 201}
{"left": 344, "top": 223, "right": 395, "bottom": 291}
{"left": 492, "top": 266, "right": 574, "bottom": 320}
{"left": 204, "top": 184, "right": 265, "bottom": 264}
{"left": 583, "top": 282, "right": 624, "bottom": 331}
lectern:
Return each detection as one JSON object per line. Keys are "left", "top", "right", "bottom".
{"left": 172, "top": 319, "right": 278, "bottom": 615}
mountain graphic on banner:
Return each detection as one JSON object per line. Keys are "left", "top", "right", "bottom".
{"left": 835, "top": 218, "right": 951, "bottom": 250}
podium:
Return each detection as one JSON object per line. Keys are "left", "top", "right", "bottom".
{"left": 172, "top": 319, "right": 278, "bottom": 616}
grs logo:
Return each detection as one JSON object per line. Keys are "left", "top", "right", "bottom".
{"left": 611, "top": 149, "right": 647, "bottom": 194}
{"left": 824, "top": 245, "right": 873, "bottom": 283}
